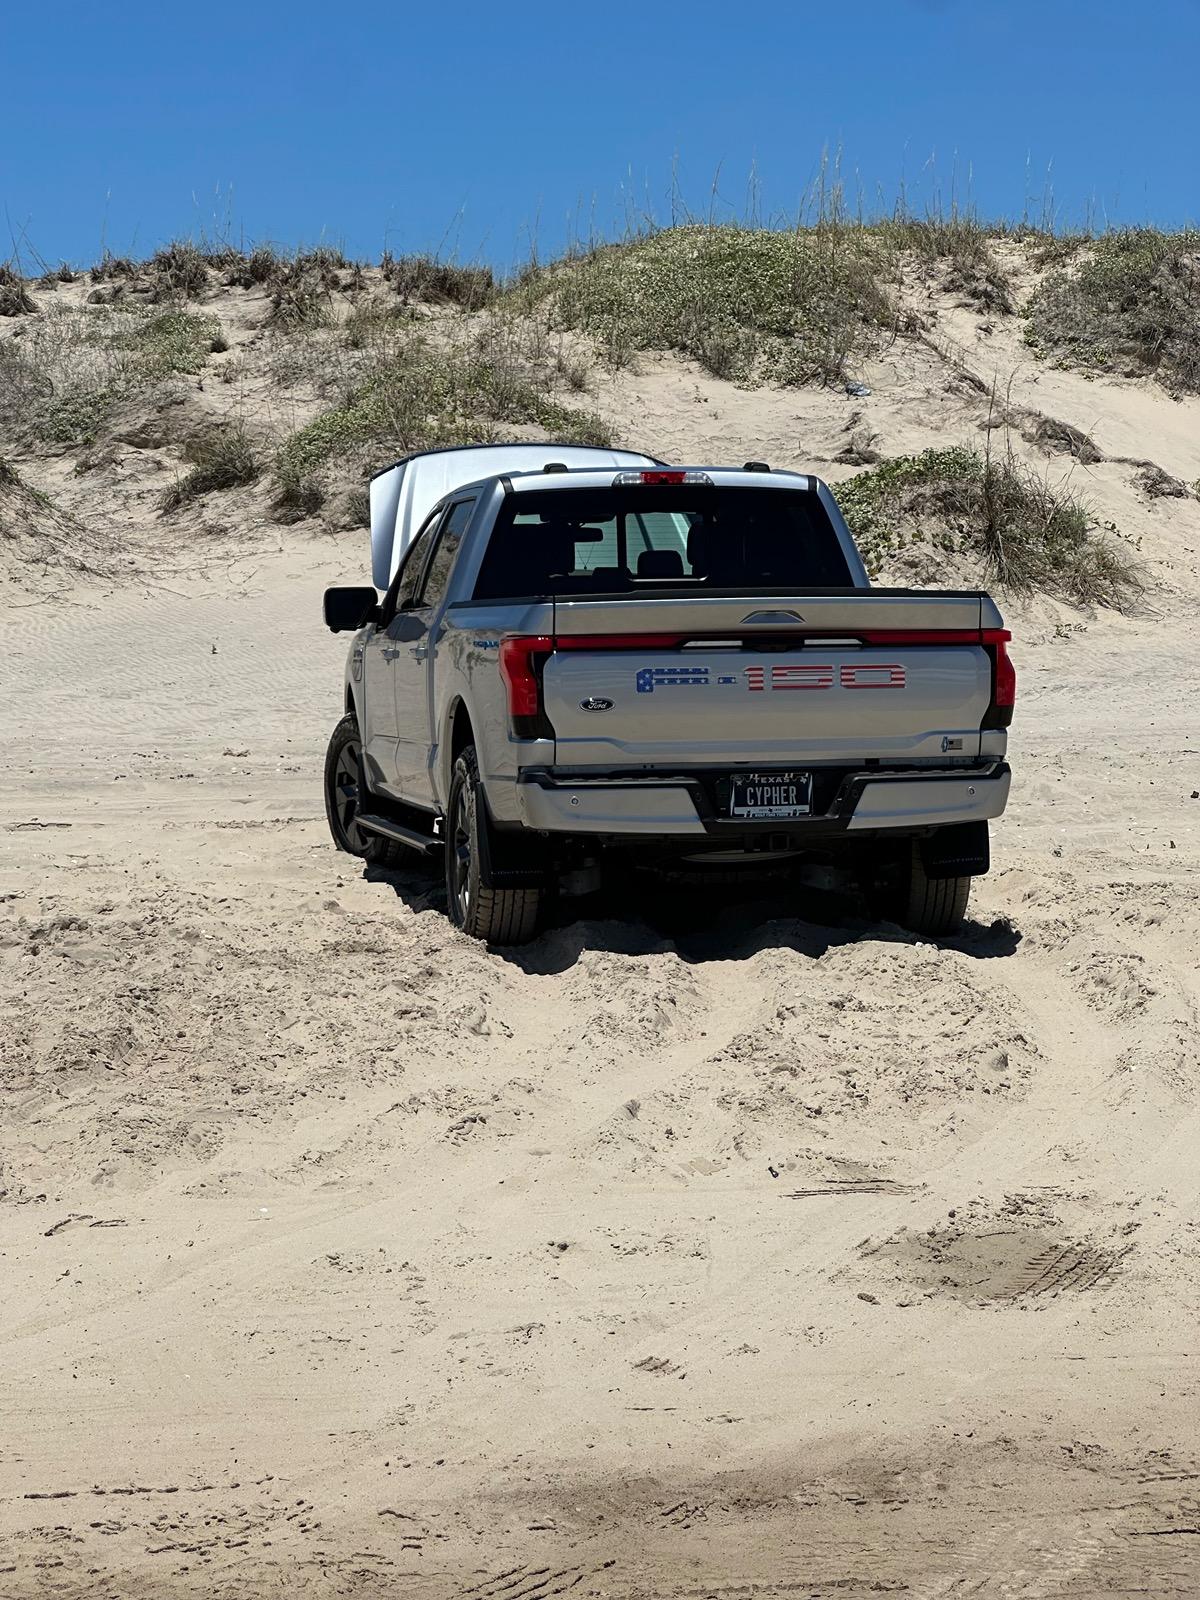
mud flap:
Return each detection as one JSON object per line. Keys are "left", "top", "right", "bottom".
{"left": 474, "top": 787, "right": 549, "bottom": 891}
{"left": 920, "top": 821, "right": 990, "bottom": 879}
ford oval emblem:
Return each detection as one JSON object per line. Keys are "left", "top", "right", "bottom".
{"left": 579, "top": 696, "right": 614, "bottom": 713}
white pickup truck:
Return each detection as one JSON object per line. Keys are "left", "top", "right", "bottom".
{"left": 322, "top": 444, "right": 1015, "bottom": 944}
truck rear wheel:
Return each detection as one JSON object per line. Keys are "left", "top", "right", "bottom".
{"left": 323, "top": 714, "right": 407, "bottom": 867}
{"left": 446, "top": 745, "right": 542, "bottom": 945}
{"left": 894, "top": 841, "right": 971, "bottom": 936}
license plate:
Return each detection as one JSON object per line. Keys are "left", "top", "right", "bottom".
{"left": 728, "top": 771, "right": 812, "bottom": 819}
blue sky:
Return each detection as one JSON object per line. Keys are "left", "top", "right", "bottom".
{"left": 3, "top": 0, "right": 1198, "bottom": 270}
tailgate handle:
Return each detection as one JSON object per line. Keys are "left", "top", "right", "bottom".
{"left": 740, "top": 609, "right": 806, "bottom": 625}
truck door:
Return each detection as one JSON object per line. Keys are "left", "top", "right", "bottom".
{"left": 391, "top": 497, "right": 475, "bottom": 806}
{"left": 361, "top": 505, "right": 445, "bottom": 797}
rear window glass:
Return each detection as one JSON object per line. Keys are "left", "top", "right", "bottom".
{"left": 472, "top": 487, "right": 853, "bottom": 599}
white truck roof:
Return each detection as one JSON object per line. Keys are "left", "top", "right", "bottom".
{"left": 368, "top": 443, "right": 658, "bottom": 587}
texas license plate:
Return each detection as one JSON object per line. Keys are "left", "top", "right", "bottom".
{"left": 728, "top": 771, "right": 813, "bottom": 819}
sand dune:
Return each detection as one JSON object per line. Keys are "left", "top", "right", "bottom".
{"left": 2, "top": 262, "right": 1200, "bottom": 1597}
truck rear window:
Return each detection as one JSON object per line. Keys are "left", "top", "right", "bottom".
{"left": 472, "top": 486, "right": 854, "bottom": 599}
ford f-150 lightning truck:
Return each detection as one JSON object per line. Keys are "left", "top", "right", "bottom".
{"left": 322, "top": 444, "right": 1015, "bottom": 944}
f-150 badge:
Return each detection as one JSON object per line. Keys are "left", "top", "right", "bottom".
{"left": 636, "top": 663, "right": 905, "bottom": 693}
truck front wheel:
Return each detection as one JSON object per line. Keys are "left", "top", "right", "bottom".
{"left": 323, "top": 714, "right": 407, "bottom": 867}
{"left": 446, "top": 746, "right": 542, "bottom": 945}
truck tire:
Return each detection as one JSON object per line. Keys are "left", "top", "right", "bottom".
{"left": 896, "top": 842, "right": 971, "bottom": 936}
{"left": 323, "top": 714, "right": 407, "bottom": 867}
{"left": 446, "top": 745, "right": 542, "bottom": 944}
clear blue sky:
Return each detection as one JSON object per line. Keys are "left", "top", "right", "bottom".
{"left": 4, "top": 0, "right": 1197, "bottom": 270}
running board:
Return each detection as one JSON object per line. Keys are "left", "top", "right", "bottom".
{"left": 356, "top": 812, "right": 441, "bottom": 855}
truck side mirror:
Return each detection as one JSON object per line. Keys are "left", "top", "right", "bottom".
{"left": 323, "top": 586, "right": 379, "bottom": 632}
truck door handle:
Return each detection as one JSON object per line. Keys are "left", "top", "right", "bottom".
{"left": 381, "top": 647, "right": 401, "bottom": 661}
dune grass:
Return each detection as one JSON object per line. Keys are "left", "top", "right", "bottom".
{"left": 1026, "top": 229, "right": 1200, "bottom": 391}
{"left": 0, "top": 303, "right": 224, "bottom": 447}
{"left": 382, "top": 253, "right": 494, "bottom": 308}
{"left": 0, "top": 218, "right": 1190, "bottom": 582}
{"left": 0, "top": 453, "right": 123, "bottom": 579}
{"left": 272, "top": 327, "right": 611, "bottom": 519}
{"left": 874, "top": 216, "right": 1015, "bottom": 312}
{"left": 0, "top": 264, "right": 38, "bottom": 316}
{"left": 159, "top": 421, "right": 261, "bottom": 513}
{"left": 837, "top": 445, "right": 1142, "bottom": 608}
{"left": 512, "top": 223, "right": 895, "bottom": 385}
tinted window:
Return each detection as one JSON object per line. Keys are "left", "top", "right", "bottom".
{"left": 472, "top": 487, "right": 852, "bottom": 599}
{"left": 392, "top": 509, "right": 444, "bottom": 614}
{"left": 417, "top": 498, "right": 474, "bottom": 608}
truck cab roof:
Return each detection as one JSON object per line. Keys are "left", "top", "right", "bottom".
{"left": 368, "top": 443, "right": 659, "bottom": 586}
{"left": 502, "top": 465, "right": 816, "bottom": 493}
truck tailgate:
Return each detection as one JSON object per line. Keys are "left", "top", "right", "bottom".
{"left": 544, "top": 593, "right": 995, "bottom": 766}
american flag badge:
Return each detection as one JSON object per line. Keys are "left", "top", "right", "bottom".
{"left": 635, "top": 666, "right": 711, "bottom": 694}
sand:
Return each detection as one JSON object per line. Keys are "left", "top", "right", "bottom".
{"left": 2, "top": 265, "right": 1200, "bottom": 1597}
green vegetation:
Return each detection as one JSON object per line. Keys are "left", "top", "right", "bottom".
{"left": 1027, "top": 232, "right": 1091, "bottom": 270}
{"left": 837, "top": 446, "right": 1141, "bottom": 608}
{"left": 273, "top": 332, "right": 610, "bottom": 517}
{"left": 1, "top": 222, "right": 1192, "bottom": 570}
{"left": 511, "top": 217, "right": 1019, "bottom": 382}
{"left": 515, "top": 224, "right": 894, "bottom": 385}
{"left": 271, "top": 467, "right": 326, "bottom": 524}
{"left": 1026, "top": 229, "right": 1200, "bottom": 391}
{"left": 114, "top": 309, "right": 223, "bottom": 375}
{"left": 159, "top": 421, "right": 260, "bottom": 512}
{"left": 0, "top": 305, "right": 224, "bottom": 447}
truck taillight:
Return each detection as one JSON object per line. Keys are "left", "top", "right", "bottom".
{"left": 498, "top": 635, "right": 553, "bottom": 737}
{"left": 981, "top": 628, "right": 1016, "bottom": 727}
{"left": 611, "top": 469, "right": 713, "bottom": 486}
{"left": 498, "top": 633, "right": 686, "bottom": 739}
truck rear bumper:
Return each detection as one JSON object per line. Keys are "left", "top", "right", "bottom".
{"left": 508, "top": 762, "right": 1010, "bottom": 838}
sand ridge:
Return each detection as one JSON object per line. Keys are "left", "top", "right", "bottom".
{"left": 2, "top": 271, "right": 1200, "bottom": 1595}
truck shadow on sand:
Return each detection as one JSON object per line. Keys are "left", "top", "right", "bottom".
{"left": 365, "top": 861, "right": 1022, "bottom": 973}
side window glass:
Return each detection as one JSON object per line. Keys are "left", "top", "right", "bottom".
{"left": 416, "top": 499, "right": 474, "bottom": 609}
{"left": 391, "top": 509, "right": 445, "bottom": 616}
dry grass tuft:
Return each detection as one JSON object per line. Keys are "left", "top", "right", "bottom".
{"left": 0, "top": 454, "right": 121, "bottom": 580}
{"left": 837, "top": 445, "right": 1142, "bottom": 608}
{"left": 149, "top": 242, "right": 210, "bottom": 301}
{"left": 880, "top": 216, "right": 1015, "bottom": 312}
{"left": 223, "top": 245, "right": 283, "bottom": 288}
{"left": 1026, "top": 229, "right": 1200, "bottom": 391}
{"left": 382, "top": 253, "right": 495, "bottom": 309}
{"left": 89, "top": 252, "right": 139, "bottom": 284}
{"left": 159, "top": 421, "right": 260, "bottom": 513}
{"left": 0, "top": 265, "right": 38, "bottom": 317}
